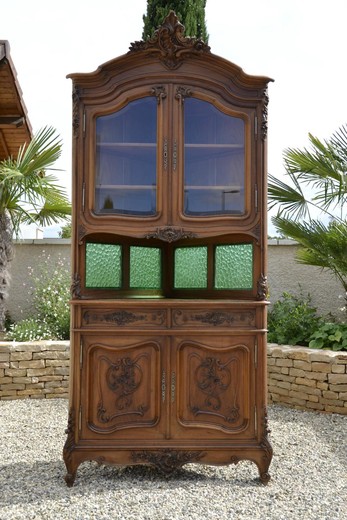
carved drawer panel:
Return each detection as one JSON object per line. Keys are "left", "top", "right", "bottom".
{"left": 171, "top": 308, "right": 256, "bottom": 329}
{"left": 82, "top": 308, "right": 168, "bottom": 328}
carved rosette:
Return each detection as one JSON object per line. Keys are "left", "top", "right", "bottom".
{"left": 145, "top": 226, "right": 196, "bottom": 242}
{"left": 128, "top": 11, "right": 210, "bottom": 70}
{"left": 131, "top": 449, "right": 206, "bottom": 476}
{"left": 256, "top": 273, "right": 268, "bottom": 301}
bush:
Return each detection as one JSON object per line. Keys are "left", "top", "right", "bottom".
{"left": 268, "top": 291, "right": 322, "bottom": 346}
{"left": 6, "top": 318, "right": 53, "bottom": 342}
{"left": 309, "top": 322, "right": 347, "bottom": 351}
{"left": 6, "top": 252, "right": 70, "bottom": 341}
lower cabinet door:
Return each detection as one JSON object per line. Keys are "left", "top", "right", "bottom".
{"left": 171, "top": 335, "right": 257, "bottom": 440}
{"left": 80, "top": 335, "right": 166, "bottom": 441}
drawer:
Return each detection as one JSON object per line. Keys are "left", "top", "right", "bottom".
{"left": 171, "top": 308, "right": 256, "bottom": 329}
{"left": 81, "top": 308, "right": 168, "bottom": 328}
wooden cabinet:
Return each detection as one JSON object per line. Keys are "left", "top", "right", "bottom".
{"left": 64, "top": 12, "right": 273, "bottom": 486}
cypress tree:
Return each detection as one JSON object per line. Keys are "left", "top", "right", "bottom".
{"left": 142, "top": 0, "right": 209, "bottom": 42}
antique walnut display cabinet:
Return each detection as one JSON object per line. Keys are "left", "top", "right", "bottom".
{"left": 63, "top": 12, "right": 273, "bottom": 486}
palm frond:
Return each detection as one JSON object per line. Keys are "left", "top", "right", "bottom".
{"left": 268, "top": 172, "right": 309, "bottom": 220}
{"left": 272, "top": 216, "right": 347, "bottom": 287}
{"left": 15, "top": 126, "right": 62, "bottom": 174}
{"left": 0, "top": 126, "right": 70, "bottom": 237}
{"left": 25, "top": 199, "right": 71, "bottom": 227}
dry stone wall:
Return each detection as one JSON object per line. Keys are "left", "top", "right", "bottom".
{"left": 0, "top": 341, "right": 69, "bottom": 400}
{"left": 1, "top": 340, "right": 347, "bottom": 415}
{"left": 267, "top": 343, "right": 347, "bottom": 415}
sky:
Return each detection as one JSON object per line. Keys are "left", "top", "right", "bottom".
{"left": 2, "top": 0, "right": 347, "bottom": 237}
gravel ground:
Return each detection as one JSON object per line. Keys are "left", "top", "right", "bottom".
{"left": 0, "top": 399, "right": 346, "bottom": 520}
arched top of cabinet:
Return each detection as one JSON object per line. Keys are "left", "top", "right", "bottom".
{"left": 67, "top": 11, "right": 273, "bottom": 96}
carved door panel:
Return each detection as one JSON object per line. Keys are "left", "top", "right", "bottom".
{"left": 171, "top": 335, "right": 256, "bottom": 440}
{"left": 80, "top": 335, "right": 167, "bottom": 441}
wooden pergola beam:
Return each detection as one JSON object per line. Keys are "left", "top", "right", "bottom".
{"left": 0, "top": 116, "right": 25, "bottom": 128}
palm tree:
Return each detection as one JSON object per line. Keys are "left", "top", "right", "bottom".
{"left": 0, "top": 126, "right": 71, "bottom": 332}
{"left": 268, "top": 124, "right": 347, "bottom": 311}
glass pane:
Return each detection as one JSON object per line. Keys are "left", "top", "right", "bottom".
{"left": 85, "top": 243, "right": 122, "bottom": 288}
{"left": 184, "top": 98, "right": 245, "bottom": 216}
{"left": 215, "top": 244, "right": 253, "bottom": 289}
{"left": 174, "top": 247, "right": 208, "bottom": 288}
{"left": 130, "top": 246, "right": 161, "bottom": 289}
{"left": 95, "top": 97, "right": 157, "bottom": 216}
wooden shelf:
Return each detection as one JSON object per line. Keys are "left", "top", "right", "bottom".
{"left": 97, "top": 142, "right": 156, "bottom": 148}
{"left": 96, "top": 185, "right": 156, "bottom": 190}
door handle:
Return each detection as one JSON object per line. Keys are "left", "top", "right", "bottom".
{"left": 161, "top": 369, "right": 166, "bottom": 403}
{"left": 171, "top": 371, "right": 176, "bottom": 403}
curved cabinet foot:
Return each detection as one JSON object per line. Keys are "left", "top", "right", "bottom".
{"left": 64, "top": 471, "right": 77, "bottom": 488}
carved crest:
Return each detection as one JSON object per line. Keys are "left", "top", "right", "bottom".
{"left": 129, "top": 11, "right": 210, "bottom": 69}
{"left": 145, "top": 226, "right": 196, "bottom": 242}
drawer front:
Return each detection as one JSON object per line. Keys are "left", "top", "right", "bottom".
{"left": 82, "top": 308, "right": 168, "bottom": 328}
{"left": 171, "top": 308, "right": 256, "bottom": 329}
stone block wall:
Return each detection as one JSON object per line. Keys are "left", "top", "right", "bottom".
{"left": 267, "top": 343, "right": 347, "bottom": 415}
{"left": 0, "top": 341, "right": 69, "bottom": 400}
{"left": 1, "top": 340, "right": 347, "bottom": 415}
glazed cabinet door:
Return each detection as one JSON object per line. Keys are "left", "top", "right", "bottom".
{"left": 82, "top": 86, "right": 170, "bottom": 232}
{"left": 171, "top": 89, "right": 256, "bottom": 231}
{"left": 79, "top": 335, "right": 167, "bottom": 441}
{"left": 171, "top": 335, "right": 257, "bottom": 440}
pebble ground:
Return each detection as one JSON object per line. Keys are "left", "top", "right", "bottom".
{"left": 0, "top": 399, "right": 346, "bottom": 520}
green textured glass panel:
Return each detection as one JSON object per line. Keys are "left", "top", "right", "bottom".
{"left": 130, "top": 246, "right": 161, "bottom": 289}
{"left": 85, "top": 243, "right": 122, "bottom": 288}
{"left": 215, "top": 244, "right": 253, "bottom": 289}
{"left": 174, "top": 247, "right": 208, "bottom": 288}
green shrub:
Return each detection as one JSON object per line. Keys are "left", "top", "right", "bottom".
{"left": 6, "top": 318, "right": 53, "bottom": 342}
{"left": 6, "top": 252, "right": 70, "bottom": 341}
{"left": 268, "top": 291, "right": 322, "bottom": 346}
{"left": 309, "top": 322, "right": 347, "bottom": 351}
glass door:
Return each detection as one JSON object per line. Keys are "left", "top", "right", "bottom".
{"left": 179, "top": 97, "right": 247, "bottom": 218}
{"left": 95, "top": 97, "right": 158, "bottom": 216}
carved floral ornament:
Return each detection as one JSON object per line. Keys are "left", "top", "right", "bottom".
{"left": 129, "top": 11, "right": 211, "bottom": 70}
{"left": 145, "top": 226, "right": 196, "bottom": 242}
